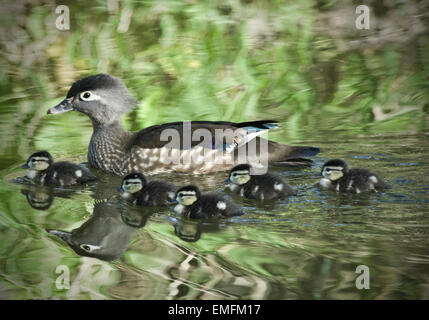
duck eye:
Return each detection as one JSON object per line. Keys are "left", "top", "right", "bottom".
{"left": 80, "top": 91, "right": 92, "bottom": 101}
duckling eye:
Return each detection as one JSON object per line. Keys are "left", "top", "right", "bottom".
{"left": 80, "top": 244, "right": 99, "bottom": 252}
{"left": 80, "top": 91, "right": 93, "bottom": 101}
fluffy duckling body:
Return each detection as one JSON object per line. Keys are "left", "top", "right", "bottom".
{"left": 22, "top": 151, "right": 97, "bottom": 186}
{"left": 119, "top": 172, "right": 177, "bottom": 206}
{"left": 320, "top": 159, "right": 390, "bottom": 193}
{"left": 226, "top": 164, "right": 296, "bottom": 200}
{"left": 174, "top": 185, "right": 244, "bottom": 219}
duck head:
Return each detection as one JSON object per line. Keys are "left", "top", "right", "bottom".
{"left": 22, "top": 151, "right": 53, "bottom": 172}
{"left": 226, "top": 163, "right": 252, "bottom": 186}
{"left": 47, "top": 74, "right": 138, "bottom": 126}
{"left": 175, "top": 185, "right": 201, "bottom": 207}
{"left": 321, "top": 159, "right": 348, "bottom": 182}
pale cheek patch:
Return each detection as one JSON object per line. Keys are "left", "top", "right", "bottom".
{"left": 27, "top": 170, "right": 37, "bottom": 180}
{"left": 35, "top": 162, "right": 50, "bottom": 171}
{"left": 174, "top": 204, "right": 185, "bottom": 214}
{"left": 319, "top": 178, "right": 331, "bottom": 188}
{"left": 121, "top": 192, "right": 132, "bottom": 200}
{"left": 75, "top": 170, "right": 83, "bottom": 177}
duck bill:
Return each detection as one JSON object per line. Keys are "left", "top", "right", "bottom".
{"left": 21, "top": 163, "right": 29, "bottom": 169}
{"left": 46, "top": 229, "right": 72, "bottom": 244}
{"left": 47, "top": 97, "right": 74, "bottom": 114}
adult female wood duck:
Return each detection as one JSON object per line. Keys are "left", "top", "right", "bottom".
{"left": 47, "top": 74, "right": 320, "bottom": 176}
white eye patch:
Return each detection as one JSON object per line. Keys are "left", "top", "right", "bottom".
{"left": 122, "top": 178, "right": 143, "bottom": 193}
{"left": 79, "top": 244, "right": 101, "bottom": 252}
{"left": 124, "top": 178, "right": 143, "bottom": 184}
{"left": 31, "top": 157, "right": 50, "bottom": 162}
{"left": 177, "top": 191, "right": 197, "bottom": 206}
{"left": 80, "top": 91, "right": 101, "bottom": 101}
{"left": 230, "top": 170, "right": 251, "bottom": 185}
{"left": 178, "top": 191, "right": 196, "bottom": 197}
{"left": 322, "top": 166, "right": 344, "bottom": 181}
{"left": 232, "top": 170, "right": 250, "bottom": 176}
{"left": 29, "top": 157, "right": 50, "bottom": 171}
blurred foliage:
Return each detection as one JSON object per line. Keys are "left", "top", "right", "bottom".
{"left": 1, "top": 0, "right": 429, "bottom": 300}
{"left": 0, "top": 0, "right": 428, "bottom": 144}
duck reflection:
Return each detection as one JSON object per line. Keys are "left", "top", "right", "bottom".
{"left": 47, "top": 200, "right": 143, "bottom": 261}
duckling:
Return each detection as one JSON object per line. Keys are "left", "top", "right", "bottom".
{"left": 22, "top": 151, "right": 97, "bottom": 186}
{"left": 174, "top": 185, "right": 244, "bottom": 219}
{"left": 118, "top": 172, "right": 177, "bottom": 206}
{"left": 225, "top": 164, "right": 297, "bottom": 200}
{"left": 320, "top": 159, "right": 390, "bottom": 194}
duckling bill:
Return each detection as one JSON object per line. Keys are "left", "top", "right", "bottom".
{"left": 320, "top": 159, "right": 390, "bottom": 194}
{"left": 226, "top": 164, "right": 297, "bottom": 200}
{"left": 118, "top": 172, "right": 177, "bottom": 206}
{"left": 22, "top": 151, "right": 97, "bottom": 186}
{"left": 174, "top": 185, "right": 244, "bottom": 219}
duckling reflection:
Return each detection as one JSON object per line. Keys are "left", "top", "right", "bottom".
{"left": 20, "top": 185, "right": 77, "bottom": 210}
{"left": 21, "top": 186, "right": 54, "bottom": 210}
{"left": 173, "top": 218, "right": 225, "bottom": 242}
{"left": 120, "top": 204, "right": 155, "bottom": 228}
{"left": 47, "top": 200, "right": 138, "bottom": 261}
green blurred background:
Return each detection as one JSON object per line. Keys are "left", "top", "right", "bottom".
{"left": 1, "top": 0, "right": 428, "bottom": 147}
{"left": 0, "top": 0, "right": 429, "bottom": 300}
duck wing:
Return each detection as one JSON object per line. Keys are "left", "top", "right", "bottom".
{"left": 129, "top": 120, "right": 280, "bottom": 151}
{"left": 129, "top": 120, "right": 320, "bottom": 167}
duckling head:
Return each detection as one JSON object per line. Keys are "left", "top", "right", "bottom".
{"left": 23, "top": 151, "right": 53, "bottom": 172}
{"left": 47, "top": 74, "right": 138, "bottom": 126}
{"left": 227, "top": 164, "right": 252, "bottom": 186}
{"left": 321, "top": 159, "right": 348, "bottom": 181}
{"left": 119, "top": 172, "right": 147, "bottom": 196}
{"left": 175, "top": 185, "right": 201, "bottom": 206}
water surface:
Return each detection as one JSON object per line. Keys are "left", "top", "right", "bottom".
{"left": 0, "top": 0, "right": 428, "bottom": 300}
{"left": 1, "top": 121, "right": 428, "bottom": 299}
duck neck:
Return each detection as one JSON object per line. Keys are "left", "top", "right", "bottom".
{"left": 88, "top": 118, "right": 133, "bottom": 174}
